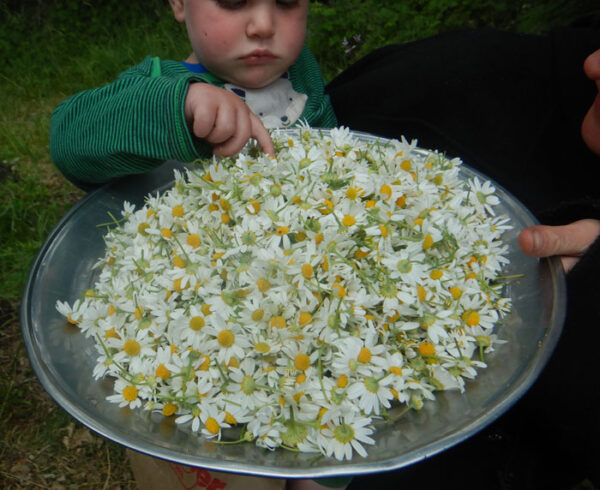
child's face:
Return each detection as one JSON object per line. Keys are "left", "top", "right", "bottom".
{"left": 170, "top": 0, "right": 309, "bottom": 89}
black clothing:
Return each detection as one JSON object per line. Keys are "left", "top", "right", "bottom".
{"left": 326, "top": 22, "right": 600, "bottom": 490}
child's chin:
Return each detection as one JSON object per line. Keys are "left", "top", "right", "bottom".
{"left": 233, "top": 70, "right": 283, "bottom": 89}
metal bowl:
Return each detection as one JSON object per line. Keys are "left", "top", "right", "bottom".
{"left": 21, "top": 129, "right": 565, "bottom": 479}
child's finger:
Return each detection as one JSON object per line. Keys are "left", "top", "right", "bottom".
{"left": 250, "top": 114, "right": 274, "bottom": 155}
{"left": 201, "top": 103, "right": 238, "bottom": 145}
{"left": 212, "top": 109, "right": 252, "bottom": 156}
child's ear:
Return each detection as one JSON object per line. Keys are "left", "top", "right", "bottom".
{"left": 168, "top": 0, "right": 186, "bottom": 23}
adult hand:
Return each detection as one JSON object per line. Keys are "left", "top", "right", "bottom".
{"left": 184, "top": 82, "right": 274, "bottom": 156}
{"left": 518, "top": 219, "right": 600, "bottom": 272}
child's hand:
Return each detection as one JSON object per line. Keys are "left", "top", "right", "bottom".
{"left": 184, "top": 83, "right": 274, "bottom": 156}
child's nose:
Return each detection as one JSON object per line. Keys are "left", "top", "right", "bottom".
{"left": 246, "top": 5, "right": 275, "bottom": 39}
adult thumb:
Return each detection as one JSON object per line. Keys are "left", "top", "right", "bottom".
{"left": 518, "top": 219, "right": 600, "bottom": 265}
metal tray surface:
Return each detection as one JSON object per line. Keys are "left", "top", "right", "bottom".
{"left": 21, "top": 129, "right": 566, "bottom": 479}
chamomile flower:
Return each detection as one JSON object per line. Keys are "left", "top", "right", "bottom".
{"left": 107, "top": 378, "right": 143, "bottom": 409}
{"left": 319, "top": 411, "right": 376, "bottom": 461}
{"left": 199, "top": 403, "right": 230, "bottom": 440}
{"left": 175, "top": 404, "right": 203, "bottom": 433}
{"left": 228, "top": 358, "right": 271, "bottom": 410}
{"left": 346, "top": 373, "right": 394, "bottom": 416}
{"left": 468, "top": 177, "right": 501, "bottom": 216}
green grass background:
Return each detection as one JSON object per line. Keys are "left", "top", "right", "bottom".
{"left": 1, "top": 0, "right": 598, "bottom": 488}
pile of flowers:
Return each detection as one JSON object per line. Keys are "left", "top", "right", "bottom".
{"left": 57, "top": 127, "right": 512, "bottom": 461}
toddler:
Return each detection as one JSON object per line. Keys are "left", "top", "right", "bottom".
{"left": 50, "top": 0, "right": 337, "bottom": 189}
{"left": 51, "top": 1, "right": 347, "bottom": 489}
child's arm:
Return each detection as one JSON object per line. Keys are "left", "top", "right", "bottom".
{"left": 49, "top": 58, "right": 271, "bottom": 190}
{"left": 50, "top": 67, "right": 203, "bottom": 189}
{"left": 184, "top": 83, "right": 274, "bottom": 157}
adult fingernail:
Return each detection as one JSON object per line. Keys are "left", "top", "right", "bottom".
{"left": 530, "top": 229, "right": 542, "bottom": 253}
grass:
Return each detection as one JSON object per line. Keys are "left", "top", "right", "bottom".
{"left": 0, "top": 0, "right": 598, "bottom": 488}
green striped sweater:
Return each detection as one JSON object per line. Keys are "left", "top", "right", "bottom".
{"left": 50, "top": 45, "right": 337, "bottom": 189}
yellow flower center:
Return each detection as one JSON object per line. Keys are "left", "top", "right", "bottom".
{"left": 301, "top": 263, "right": 314, "bottom": 279}
{"left": 189, "top": 316, "right": 205, "bottom": 331}
{"left": 418, "top": 341, "right": 436, "bottom": 356}
{"left": 219, "top": 197, "right": 230, "bottom": 211}
{"left": 354, "top": 249, "right": 369, "bottom": 259}
{"left": 137, "top": 222, "right": 150, "bottom": 236}
{"left": 247, "top": 200, "right": 261, "bottom": 214}
{"left": 270, "top": 315, "right": 286, "bottom": 329}
{"left": 251, "top": 309, "right": 265, "bottom": 322}
{"left": 422, "top": 234, "right": 434, "bottom": 250}
{"left": 122, "top": 385, "right": 138, "bottom": 402}
{"left": 380, "top": 184, "right": 392, "bottom": 200}
{"left": 346, "top": 186, "right": 362, "bottom": 200}
{"left": 294, "top": 353, "right": 311, "bottom": 371}
{"left": 298, "top": 312, "right": 312, "bottom": 326}
{"left": 162, "top": 403, "right": 177, "bottom": 416}
{"left": 173, "top": 278, "right": 186, "bottom": 292}
{"left": 333, "top": 423, "right": 355, "bottom": 444}
{"left": 342, "top": 215, "right": 356, "bottom": 227}
{"left": 187, "top": 233, "right": 201, "bottom": 247}
{"left": 333, "top": 283, "right": 346, "bottom": 297}
{"left": 123, "top": 339, "right": 140, "bottom": 356}
{"left": 217, "top": 329, "right": 235, "bottom": 347}
{"left": 254, "top": 342, "right": 270, "bottom": 353}
{"left": 430, "top": 269, "right": 443, "bottom": 280}
{"left": 396, "top": 195, "right": 407, "bottom": 207}
{"left": 156, "top": 364, "right": 171, "bottom": 380}
{"left": 172, "top": 205, "right": 184, "bottom": 218}
{"left": 134, "top": 305, "right": 144, "bottom": 319}
{"left": 205, "top": 417, "right": 220, "bottom": 434}
{"left": 462, "top": 310, "right": 480, "bottom": 326}
{"left": 173, "top": 256, "right": 186, "bottom": 268}
{"left": 198, "top": 355, "right": 211, "bottom": 371}
{"left": 276, "top": 226, "right": 290, "bottom": 236}
{"left": 357, "top": 347, "right": 372, "bottom": 364}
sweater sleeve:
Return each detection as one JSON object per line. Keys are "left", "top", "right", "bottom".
{"left": 49, "top": 57, "right": 212, "bottom": 189}
{"left": 289, "top": 46, "right": 338, "bottom": 129}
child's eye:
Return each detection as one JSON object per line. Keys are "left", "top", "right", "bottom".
{"left": 215, "top": 0, "right": 246, "bottom": 10}
{"left": 276, "top": 0, "right": 300, "bottom": 8}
